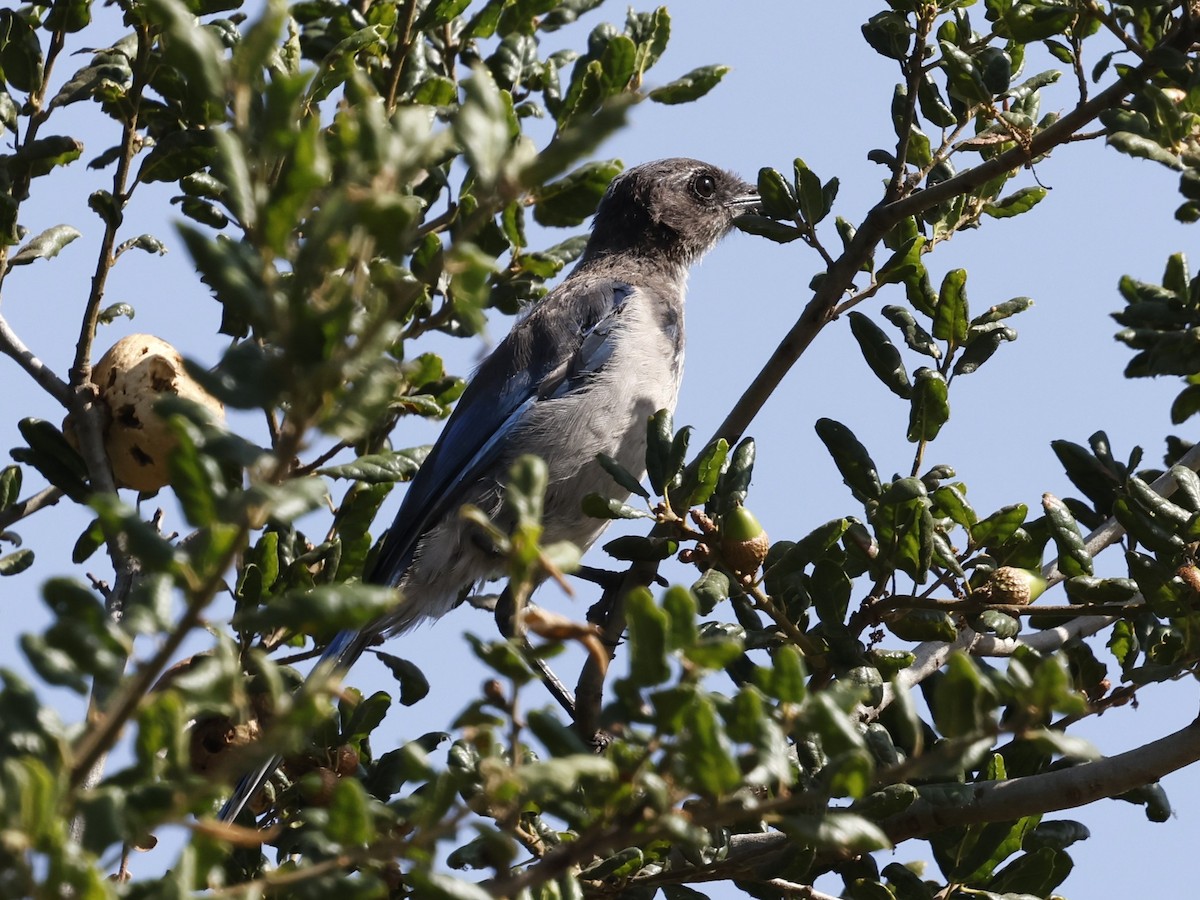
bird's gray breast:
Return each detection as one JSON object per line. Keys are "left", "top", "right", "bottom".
{"left": 528, "top": 287, "right": 685, "bottom": 548}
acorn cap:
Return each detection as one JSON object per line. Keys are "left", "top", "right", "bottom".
{"left": 982, "top": 566, "right": 1047, "bottom": 606}
{"left": 720, "top": 505, "right": 769, "bottom": 576}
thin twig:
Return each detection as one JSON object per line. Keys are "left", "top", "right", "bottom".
{"left": 0, "top": 486, "right": 64, "bottom": 531}
{"left": 886, "top": 7, "right": 935, "bottom": 203}
{"left": 861, "top": 441, "right": 1200, "bottom": 719}
{"left": 70, "top": 21, "right": 151, "bottom": 387}
{"left": 384, "top": 0, "right": 420, "bottom": 112}
{"left": 873, "top": 593, "right": 1142, "bottom": 619}
{"left": 0, "top": 313, "right": 71, "bottom": 405}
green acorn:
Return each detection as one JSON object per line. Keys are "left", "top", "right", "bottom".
{"left": 720, "top": 505, "right": 769, "bottom": 576}
{"left": 982, "top": 566, "right": 1047, "bottom": 606}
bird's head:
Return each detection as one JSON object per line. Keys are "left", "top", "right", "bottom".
{"left": 583, "top": 158, "right": 760, "bottom": 270}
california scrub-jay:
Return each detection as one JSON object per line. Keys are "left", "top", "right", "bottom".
{"left": 220, "top": 158, "right": 759, "bottom": 820}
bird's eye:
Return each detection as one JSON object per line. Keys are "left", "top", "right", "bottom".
{"left": 692, "top": 173, "right": 718, "bottom": 200}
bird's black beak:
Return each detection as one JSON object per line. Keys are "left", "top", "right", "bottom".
{"left": 725, "top": 185, "right": 762, "bottom": 217}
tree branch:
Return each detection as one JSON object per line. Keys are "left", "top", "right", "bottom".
{"left": 714, "top": 31, "right": 1188, "bottom": 450}
{"left": 631, "top": 716, "right": 1200, "bottom": 887}
{"left": 881, "top": 716, "right": 1200, "bottom": 843}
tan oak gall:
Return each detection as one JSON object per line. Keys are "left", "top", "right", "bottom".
{"left": 85, "top": 334, "right": 224, "bottom": 491}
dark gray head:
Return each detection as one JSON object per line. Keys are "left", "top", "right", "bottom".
{"left": 580, "top": 158, "right": 759, "bottom": 270}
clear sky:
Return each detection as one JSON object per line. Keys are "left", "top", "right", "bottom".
{"left": 0, "top": 2, "right": 1195, "bottom": 896}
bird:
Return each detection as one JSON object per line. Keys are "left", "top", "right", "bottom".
{"left": 219, "top": 157, "right": 760, "bottom": 821}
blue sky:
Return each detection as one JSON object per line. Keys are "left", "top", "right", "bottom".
{"left": 0, "top": 1, "right": 1195, "bottom": 896}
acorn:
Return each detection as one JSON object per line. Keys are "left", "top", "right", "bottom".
{"left": 298, "top": 767, "right": 339, "bottom": 806}
{"left": 83, "top": 334, "right": 224, "bottom": 491}
{"left": 719, "top": 505, "right": 769, "bottom": 576}
{"left": 334, "top": 744, "right": 361, "bottom": 777}
{"left": 980, "top": 566, "right": 1047, "bottom": 606}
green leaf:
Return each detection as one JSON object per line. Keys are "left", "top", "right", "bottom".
{"left": 877, "top": 235, "right": 925, "bottom": 285}
{"left": 579, "top": 847, "right": 644, "bottom": 882}
{"left": 971, "top": 295, "right": 1034, "bottom": 327}
{"left": 767, "top": 644, "right": 807, "bottom": 703}
{"left": 882, "top": 304, "right": 941, "bottom": 359}
{"left": 0, "top": 10, "right": 43, "bottom": 93}
{"left": 861, "top": 11, "right": 912, "bottom": 60}
{"left": 973, "top": 608, "right": 1020, "bottom": 638}
{"left": 0, "top": 464, "right": 21, "bottom": 509}
{"left": 9, "top": 225, "right": 82, "bottom": 266}
{"left": 690, "top": 568, "right": 730, "bottom": 615}
{"left": 779, "top": 812, "right": 890, "bottom": 854}
{"left": 376, "top": 652, "right": 430, "bottom": 706}
{"left": 13, "top": 135, "right": 82, "bottom": 178}
{"left": 931, "top": 652, "right": 997, "bottom": 738}
{"left": 595, "top": 452, "right": 650, "bottom": 499}
{"left": 932, "top": 484, "right": 977, "bottom": 528}
{"left": 166, "top": 425, "right": 221, "bottom": 527}
{"left": 407, "top": 873, "right": 494, "bottom": 900}
{"left": 319, "top": 449, "right": 426, "bottom": 484}
{"left": 1170, "top": 384, "right": 1200, "bottom": 424}
{"left": 416, "top": 0, "right": 472, "bottom": 29}
{"left": 0, "top": 548, "right": 33, "bottom": 576}
{"left": 678, "top": 693, "right": 741, "bottom": 797}
{"left": 455, "top": 64, "right": 516, "bottom": 186}
{"left": 1063, "top": 575, "right": 1138, "bottom": 604}
{"left": 14, "top": 417, "right": 89, "bottom": 502}
{"left": 987, "top": 847, "right": 1074, "bottom": 896}
{"left": 662, "top": 585, "right": 697, "bottom": 651}
{"left": 815, "top": 418, "right": 882, "bottom": 503}
{"left": 917, "top": 72, "right": 957, "bottom": 128}
{"left": 21, "top": 634, "right": 86, "bottom": 692}
{"left": 581, "top": 492, "right": 650, "bottom": 520}
{"left": 597, "top": 34, "right": 636, "bottom": 95}
{"left": 953, "top": 327, "right": 1015, "bottom": 375}
{"left": 907, "top": 367, "right": 950, "bottom": 442}
{"left": 794, "top": 157, "right": 833, "bottom": 225}
{"left": 645, "top": 408, "right": 675, "bottom": 495}
{"left": 1115, "top": 782, "right": 1171, "bottom": 822}
{"left": 984, "top": 186, "right": 1047, "bottom": 218}
{"left": 849, "top": 311, "right": 912, "bottom": 399}
{"left": 854, "top": 781, "right": 920, "bottom": 820}
{"left": 1108, "top": 132, "right": 1182, "bottom": 170}
{"left": 625, "top": 587, "right": 669, "bottom": 686}
{"left": 138, "top": 130, "right": 217, "bottom": 184}
{"left": 733, "top": 214, "right": 803, "bottom": 243}
{"left": 533, "top": 159, "right": 622, "bottom": 227}
{"left": 236, "top": 583, "right": 397, "bottom": 641}
{"left": 1024, "top": 819, "right": 1091, "bottom": 852}
{"left": 467, "top": 635, "right": 534, "bottom": 683}
{"left": 933, "top": 268, "right": 970, "bottom": 345}
{"left": 885, "top": 608, "right": 956, "bottom": 642}
{"left": 674, "top": 437, "right": 728, "bottom": 509}
{"left": 648, "top": 64, "right": 730, "bottom": 104}
{"left": 603, "top": 534, "right": 677, "bottom": 561}
{"left": 940, "top": 41, "right": 990, "bottom": 106}
{"left": 1043, "top": 492, "right": 1093, "bottom": 577}
{"left": 971, "top": 503, "right": 1028, "bottom": 547}
{"left": 97, "top": 303, "right": 136, "bottom": 326}
{"left": 756, "top": 166, "right": 799, "bottom": 219}
{"left": 715, "top": 436, "right": 755, "bottom": 513}
{"left": 144, "top": 0, "right": 227, "bottom": 108}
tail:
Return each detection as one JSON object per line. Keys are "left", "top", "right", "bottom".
{"left": 218, "top": 628, "right": 375, "bottom": 822}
